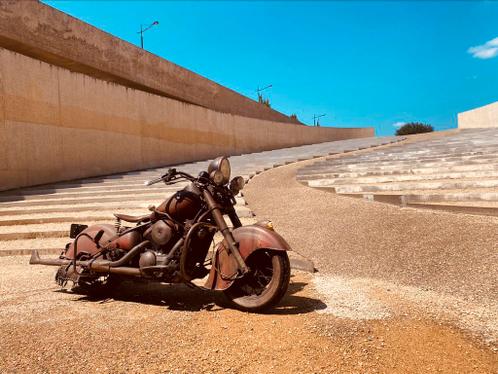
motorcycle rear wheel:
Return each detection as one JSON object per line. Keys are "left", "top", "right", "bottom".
{"left": 222, "top": 250, "right": 290, "bottom": 312}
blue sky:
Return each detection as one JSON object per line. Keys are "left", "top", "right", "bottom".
{"left": 43, "top": 1, "right": 498, "bottom": 136}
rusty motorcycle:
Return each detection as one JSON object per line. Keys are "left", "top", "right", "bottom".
{"left": 30, "top": 156, "right": 291, "bottom": 312}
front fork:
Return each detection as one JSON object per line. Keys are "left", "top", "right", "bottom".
{"left": 202, "top": 189, "right": 249, "bottom": 275}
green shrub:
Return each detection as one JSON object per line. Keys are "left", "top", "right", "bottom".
{"left": 395, "top": 122, "right": 434, "bottom": 136}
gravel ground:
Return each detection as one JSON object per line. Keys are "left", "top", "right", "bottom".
{"left": 0, "top": 256, "right": 496, "bottom": 373}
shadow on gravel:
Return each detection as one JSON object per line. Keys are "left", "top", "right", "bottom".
{"left": 60, "top": 277, "right": 327, "bottom": 314}
{"left": 266, "top": 281, "right": 327, "bottom": 315}
{"left": 61, "top": 282, "right": 218, "bottom": 312}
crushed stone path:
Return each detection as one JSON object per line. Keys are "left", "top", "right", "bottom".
{"left": 0, "top": 256, "right": 496, "bottom": 373}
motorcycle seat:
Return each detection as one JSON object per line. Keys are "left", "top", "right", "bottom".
{"left": 114, "top": 213, "right": 151, "bottom": 223}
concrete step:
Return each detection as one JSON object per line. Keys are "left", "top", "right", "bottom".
{"left": 297, "top": 169, "right": 498, "bottom": 183}
{"left": 298, "top": 163, "right": 498, "bottom": 179}
{"left": 0, "top": 204, "right": 252, "bottom": 227}
{"left": 304, "top": 158, "right": 497, "bottom": 173}
{"left": 320, "top": 153, "right": 498, "bottom": 166}
{"left": 315, "top": 178, "right": 498, "bottom": 194}
{"left": 0, "top": 182, "right": 190, "bottom": 196}
{"left": 0, "top": 195, "right": 247, "bottom": 215}
{"left": 344, "top": 148, "right": 498, "bottom": 161}
{"left": 0, "top": 192, "right": 181, "bottom": 208}
{"left": 0, "top": 206, "right": 255, "bottom": 239}
{"left": 341, "top": 190, "right": 498, "bottom": 204}
{"left": 0, "top": 186, "right": 183, "bottom": 203}
{"left": 0, "top": 237, "right": 68, "bottom": 256}
{"left": 300, "top": 170, "right": 498, "bottom": 185}
{"left": 0, "top": 220, "right": 97, "bottom": 240}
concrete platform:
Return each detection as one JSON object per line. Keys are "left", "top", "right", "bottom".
{"left": 298, "top": 129, "right": 498, "bottom": 216}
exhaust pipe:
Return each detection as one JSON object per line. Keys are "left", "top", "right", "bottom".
{"left": 29, "top": 241, "right": 150, "bottom": 277}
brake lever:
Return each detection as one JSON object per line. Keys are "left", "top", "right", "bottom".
{"left": 144, "top": 168, "right": 178, "bottom": 186}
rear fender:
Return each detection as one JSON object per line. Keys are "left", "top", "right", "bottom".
{"left": 64, "top": 224, "right": 117, "bottom": 259}
{"left": 204, "top": 225, "right": 290, "bottom": 290}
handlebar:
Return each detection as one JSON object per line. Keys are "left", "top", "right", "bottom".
{"left": 144, "top": 176, "right": 164, "bottom": 186}
{"left": 144, "top": 168, "right": 197, "bottom": 186}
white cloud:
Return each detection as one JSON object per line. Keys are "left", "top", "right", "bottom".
{"left": 468, "top": 37, "right": 498, "bottom": 59}
{"left": 392, "top": 121, "right": 406, "bottom": 128}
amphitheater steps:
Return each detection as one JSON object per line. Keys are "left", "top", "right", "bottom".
{"left": 297, "top": 129, "right": 498, "bottom": 216}
{"left": 318, "top": 178, "right": 498, "bottom": 194}
{"left": 299, "top": 170, "right": 498, "bottom": 184}
{"left": 0, "top": 135, "right": 402, "bottom": 255}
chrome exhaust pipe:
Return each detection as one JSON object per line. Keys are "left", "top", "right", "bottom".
{"left": 29, "top": 241, "right": 149, "bottom": 277}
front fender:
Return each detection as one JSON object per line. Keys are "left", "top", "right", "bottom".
{"left": 204, "top": 224, "right": 290, "bottom": 290}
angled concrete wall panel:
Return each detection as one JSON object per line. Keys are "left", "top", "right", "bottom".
{"left": 0, "top": 48, "right": 373, "bottom": 191}
{"left": 0, "top": 0, "right": 299, "bottom": 124}
{"left": 458, "top": 101, "right": 498, "bottom": 129}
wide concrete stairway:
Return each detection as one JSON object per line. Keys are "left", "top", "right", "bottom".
{"left": 297, "top": 129, "right": 498, "bottom": 216}
{"left": 0, "top": 136, "right": 400, "bottom": 256}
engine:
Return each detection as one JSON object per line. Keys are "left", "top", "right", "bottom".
{"left": 136, "top": 218, "right": 180, "bottom": 276}
{"left": 137, "top": 188, "right": 212, "bottom": 280}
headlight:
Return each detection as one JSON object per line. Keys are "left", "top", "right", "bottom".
{"left": 208, "top": 156, "right": 231, "bottom": 185}
{"left": 210, "top": 170, "right": 224, "bottom": 185}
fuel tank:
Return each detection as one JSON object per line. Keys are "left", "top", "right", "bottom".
{"left": 157, "top": 187, "right": 202, "bottom": 222}
{"left": 64, "top": 224, "right": 142, "bottom": 259}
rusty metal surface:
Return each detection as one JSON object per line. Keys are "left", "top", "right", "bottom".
{"left": 204, "top": 225, "right": 290, "bottom": 290}
{"left": 65, "top": 224, "right": 142, "bottom": 259}
{"left": 157, "top": 191, "right": 201, "bottom": 222}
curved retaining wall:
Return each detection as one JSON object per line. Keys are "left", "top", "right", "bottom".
{"left": 0, "top": 48, "right": 373, "bottom": 191}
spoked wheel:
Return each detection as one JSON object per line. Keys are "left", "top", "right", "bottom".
{"left": 223, "top": 250, "right": 290, "bottom": 312}
{"left": 56, "top": 265, "right": 122, "bottom": 295}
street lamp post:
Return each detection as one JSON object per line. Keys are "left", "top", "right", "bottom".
{"left": 256, "top": 84, "right": 272, "bottom": 96}
{"left": 313, "top": 114, "right": 326, "bottom": 126}
{"left": 137, "top": 21, "right": 159, "bottom": 49}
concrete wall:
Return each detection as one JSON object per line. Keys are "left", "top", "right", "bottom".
{"left": 0, "top": 48, "right": 373, "bottom": 191}
{"left": 458, "top": 101, "right": 498, "bottom": 129}
{"left": 0, "top": 0, "right": 299, "bottom": 124}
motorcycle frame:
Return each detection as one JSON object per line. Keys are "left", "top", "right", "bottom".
{"left": 30, "top": 170, "right": 290, "bottom": 291}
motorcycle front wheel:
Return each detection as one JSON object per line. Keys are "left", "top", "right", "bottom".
{"left": 222, "top": 250, "right": 290, "bottom": 312}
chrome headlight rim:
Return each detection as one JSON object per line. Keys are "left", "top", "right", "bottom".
{"left": 208, "top": 156, "right": 231, "bottom": 185}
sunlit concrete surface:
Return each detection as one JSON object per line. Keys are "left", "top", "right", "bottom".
{"left": 0, "top": 136, "right": 400, "bottom": 256}
{"left": 298, "top": 129, "right": 498, "bottom": 216}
